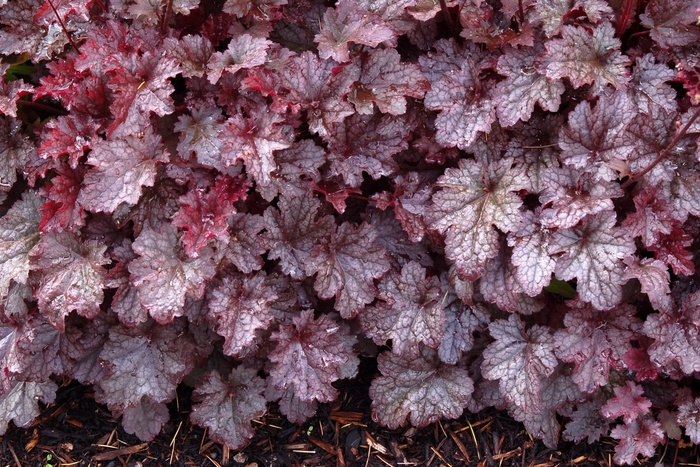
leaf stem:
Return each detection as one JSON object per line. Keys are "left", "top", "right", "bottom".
{"left": 439, "top": 0, "right": 458, "bottom": 36}
{"left": 621, "top": 106, "right": 700, "bottom": 189}
{"left": 18, "top": 99, "right": 68, "bottom": 115}
{"left": 47, "top": 0, "right": 80, "bottom": 53}
{"left": 160, "top": 0, "right": 173, "bottom": 34}
{"left": 615, "top": 0, "right": 637, "bottom": 37}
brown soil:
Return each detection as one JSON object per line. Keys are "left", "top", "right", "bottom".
{"left": 0, "top": 377, "right": 697, "bottom": 467}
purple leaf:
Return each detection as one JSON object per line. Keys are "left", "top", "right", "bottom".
{"left": 314, "top": 0, "right": 395, "bottom": 63}
{"left": 78, "top": 129, "right": 169, "bottom": 213}
{"left": 360, "top": 261, "right": 446, "bottom": 356}
{"left": 429, "top": 158, "right": 526, "bottom": 279}
{"left": 369, "top": 348, "right": 473, "bottom": 429}
{"left": 482, "top": 315, "right": 558, "bottom": 413}
{"left": 305, "top": 222, "right": 390, "bottom": 318}
{"left": 207, "top": 272, "right": 277, "bottom": 358}
{"left": 549, "top": 212, "right": 635, "bottom": 310}
{"left": 128, "top": 221, "right": 217, "bottom": 324}
{"left": 537, "top": 22, "right": 631, "bottom": 95}
{"left": 610, "top": 417, "right": 664, "bottom": 465}
{"left": 190, "top": 368, "right": 267, "bottom": 449}
{"left": 30, "top": 231, "right": 109, "bottom": 331}
{"left": 269, "top": 310, "right": 358, "bottom": 403}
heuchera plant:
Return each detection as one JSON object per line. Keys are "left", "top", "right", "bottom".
{"left": 1, "top": 0, "right": 700, "bottom": 463}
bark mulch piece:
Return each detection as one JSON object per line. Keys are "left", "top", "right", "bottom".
{"left": 1, "top": 377, "right": 699, "bottom": 466}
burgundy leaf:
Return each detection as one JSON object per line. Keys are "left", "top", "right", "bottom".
{"left": 622, "top": 257, "right": 672, "bottom": 313}
{"left": 207, "top": 272, "right": 276, "bottom": 358}
{"left": 678, "top": 397, "right": 700, "bottom": 443}
{"left": 0, "top": 379, "right": 57, "bottom": 435}
{"left": 220, "top": 107, "right": 294, "bottom": 187}
{"left": 601, "top": 381, "right": 652, "bottom": 424}
{"left": 78, "top": 129, "right": 169, "bottom": 213}
{"left": 256, "top": 139, "right": 326, "bottom": 202}
{"left": 643, "top": 290, "right": 700, "bottom": 375}
{"left": 224, "top": 213, "right": 267, "bottom": 274}
{"left": 0, "top": 192, "right": 42, "bottom": 302}
{"left": 29, "top": 231, "right": 109, "bottom": 331}
{"left": 557, "top": 90, "right": 634, "bottom": 181}
{"left": 263, "top": 192, "right": 335, "bottom": 280}
{"left": 429, "top": 158, "right": 526, "bottom": 280}
{"left": 207, "top": 34, "right": 272, "bottom": 84}
{"left": 190, "top": 368, "right": 267, "bottom": 449}
{"left": 276, "top": 51, "right": 359, "bottom": 138}
{"left": 128, "top": 220, "right": 217, "bottom": 324}
{"left": 424, "top": 60, "right": 495, "bottom": 150}
{"left": 482, "top": 315, "right": 558, "bottom": 413}
{"left": 369, "top": 348, "right": 473, "bottom": 429}
{"left": 304, "top": 222, "right": 390, "bottom": 318}
{"left": 609, "top": 417, "right": 664, "bottom": 465}
{"left": 172, "top": 174, "right": 249, "bottom": 258}
{"left": 97, "top": 320, "right": 196, "bottom": 410}
{"left": 553, "top": 302, "right": 642, "bottom": 394}
{"left": 349, "top": 48, "right": 429, "bottom": 115}
{"left": 495, "top": 45, "right": 564, "bottom": 127}
{"left": 639, "top": 0, "right": 700, "bottom": 48}
{"left": 507, "top": 208, "right": 556, "bottom": 297}
{"left": 314, "top": 0, "right": 395, "bottom": 63}
{"left": 563, "top": 399, "right": 611, "bottom": 444}
{"left": 0, "top": 117, "right": 35, "bottom": 192}
{"left": 174, "top": 105, "right": 226, "bottom": 170}
{"left": 269, "top": 310, "right": 359, "bottom": 403}
{"left": 549, "top": 212, "right": 635, "bottom": 310}
{"left": 120, "top": 397, "right": 169, "bottom": 441}
{"left": 537, "top": 22, "right": 631, "bottom": 95}
{"left": 327, "top": 111, "right": 411, "bottom": 188}
{"left": 360, "top": 261, "right": 446, "bottom": 356}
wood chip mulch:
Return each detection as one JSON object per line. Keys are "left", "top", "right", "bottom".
{"left": 1, "top": 376, "right": 699, "bottom": 467}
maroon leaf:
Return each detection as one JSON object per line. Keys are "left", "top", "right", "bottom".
{"left": 537, "top": 22, "right": 631, "bottom": 95}
{"left": 622, "top": 257, "right": 672, "bottom": 313}
{"left": 190, "top": 368, "right": 267, "bottom": 449}
{"left": 549, "top": 212, "right": 636, "bottom": 310}
{"left": 639, "top": 0, "right": 700, "bottom": 49}
{"left": 678, "top": 397, "right": 700, "bottom": 443}
{"left": 563, "top": 399, "right": 611, "bottom": 444}
{"left": 207, "top": 272, "right": 276, "bottom": 358}
{"left": 174, "top": 105, "right": 226, "bottom": 170}
{"left": 304, "top": 222, "right": 390, "bottom": 318}
{"left": 207, "top": 34, "right": 272, "bottom": 84}
{"left": 429, "top": 158, "right": 526, "bottom": 280}
{"left": 120, "top": 397, "right": 169, "bottom": 442}
{"left": 482, "top": 315, "right": 558, "bottom": 413}
{"left": 0, "top": 192, "right": 42, "bottom": 302}
{"left": 172, "top": 174, "right": 249, "bottom": 258}
{"left": 349, "top": 48, "right": 429, "bottom": 115}
{"left": 557, "top": 90, "right": 634, "bottom": 181}
{"left": 263, "top": 192, "right": 335, "bottom": 280}
{"left": 276, "top": 51, "right": 359, "bottom": 138}
{"left": 553, "top": 302, "right": 642, "bottom": 394}
{"left": 327, "top": 111, "right": 412, "bottom": 188}
{"left": 610, "top": 417, "right": 664, "bottom": 465}
{"left": 507, "top": 208, "right": 556, "bottom": 297}
{"left": 314, "top": 0, "right": 395, "bottom": 63}
{"left": 29, "top": 231, "right": 109, "bottom": 331}
{"left": 225, "top": 213, "right": 267, "bottom": 274}
{"left": 78, "top": 129, "right": 169, "bottom": 213}
{"left": 0, "top": 117, "right": 35, "bottom": 192}
{"left": 0, "top": 379, "right": 57, "bottom": 435}
{"left": 424, "top": 60, "right": 495, "bottom": 150}
{"left": 360, "top": 261, "right": 446, "bottom": 356}
{"left": 128, "top": 220, "right": 217, "bottom": 324}
{"left": 97, "top": 320, "right": 196, "bottom": 410}
{"left": 643, "top": 290, "right": 700, "bottom": 375}
{"left": 269, "top": 310, "right": 359, "bottom": 403}
{"left": 369, "top": 348, "right": 473, "bottom": 429}
{"left": 495, "top": 45, "right": 564, "bottom": 127}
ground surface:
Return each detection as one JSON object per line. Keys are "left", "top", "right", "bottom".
{"left": 0, "top": 375, "right": 697, "bottom": 467}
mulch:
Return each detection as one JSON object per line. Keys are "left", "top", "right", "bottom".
{"left": 1, "top": 376, "right": 698, "bottom": 467}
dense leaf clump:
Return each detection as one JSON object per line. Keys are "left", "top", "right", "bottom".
{"left": 0, "top": 0, "right": 700, "bottom": 464}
